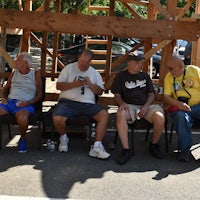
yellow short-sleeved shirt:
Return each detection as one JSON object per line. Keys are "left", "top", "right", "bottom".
{"left": 164, "top": 65, "right": 200, "bottom": 106}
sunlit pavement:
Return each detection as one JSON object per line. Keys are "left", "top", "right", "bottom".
{"left": 0, "top": 48, "right": 199, "bottom": 199}
{"left": 0, "top": 117, "right": 199, "bottom": 200}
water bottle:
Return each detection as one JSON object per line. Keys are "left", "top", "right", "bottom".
{"left": 47, "top": 139, "right": 51, "bottom": 150}
{"left": 50, "top": 141, "right": 55, "bottom": 152}
{"left": 91, "top": 123, "right": 96, "bottom": 138}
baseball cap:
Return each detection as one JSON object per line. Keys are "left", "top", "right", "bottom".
{"left": 127, "top": 53, "right": 144, "bottom": 62}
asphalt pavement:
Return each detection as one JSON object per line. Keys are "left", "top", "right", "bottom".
{"left": 0, "top": 109, "right": 200, "bottom": 200}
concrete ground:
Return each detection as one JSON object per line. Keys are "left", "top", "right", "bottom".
{"left": 0, "top": 107, "right": 200, "bottom": 200}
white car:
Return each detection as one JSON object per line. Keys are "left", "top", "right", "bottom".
{"left": 173, "top": 40, "right": 188, "bottom": 60}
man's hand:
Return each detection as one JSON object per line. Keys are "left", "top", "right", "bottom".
{"left": 119, "top": 103, "right": 129, "bottom": 112}
{"left": 1, "top": 98, "right": 8, "bottom": 104}
{"left": 178, "top": 102, "right": 191, "bottom": 112}
{"left": 83, "top": 76, "right": 91, "bottom": 87}
{"left": 16, "top": 101, "right": 30, "bottom": 107}
{"left": 139, "top": 104, "right": 149, "bottom": 118}
{"left": 72, "top": 77, "right": 84, "bottom": 88}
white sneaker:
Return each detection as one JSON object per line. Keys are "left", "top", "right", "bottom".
{"left": 58, "top": 135, "right": 69, "bottom": 152}
{"left": 89, "top": 144, "right": 110, "bottom": 159}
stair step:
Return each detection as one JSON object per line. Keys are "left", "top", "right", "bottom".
{"left": 97, "top": 69, "right": 105, "bottom": 74}
{"left": 87, "top": 39, "right": 108, "bottom": 44}
{"left": 91, "top": 60, "right": 106, "bottom": 65}
{"left": 88, "top": 6, "right": 110, "bottom": 12}
{"left": 91, "top": 50, "right": 107, "bottom": 55}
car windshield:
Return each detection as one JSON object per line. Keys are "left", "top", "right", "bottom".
{"left": 112, "top": 43, "right": 128, "bottom": 54}
{"left": 176, "top": 40, "right": 187, "bottom": 48}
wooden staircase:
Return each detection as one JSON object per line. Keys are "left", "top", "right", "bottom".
{"left": 85, "top": 38, "right": 108, "bottom": 66}
{"left": 85, "top": 0, "right": 113, "bottom": 82}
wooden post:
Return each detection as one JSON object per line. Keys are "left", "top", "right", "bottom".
{"left": 105, "top": 0, "right": 115, "bottom": 88}
{"left": 159, "top": 0, "right": 177, "bottom": 87}
{"left": 21, "top": 0, "right": 32, "bottom": 52}
{"left": 145, "top": 2, "right": 158, "bottom": 78}
{"left": 192, "top": 0, "right": 200, "bottom": 66}
{"left": 51, "top": 0, "right": 61, "bottom": 75}
{"left": 41, "top": 0, "right": 50, "bottom": 77}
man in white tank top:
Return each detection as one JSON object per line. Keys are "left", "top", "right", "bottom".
{"left": 0, "top": 52, "right": 43, "bottom": 153}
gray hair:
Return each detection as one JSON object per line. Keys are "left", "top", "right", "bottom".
{"left": 167, "top": 55, "right": 184, "bottom": 69}
{"left": 19, "top": 52, "right": 33, "bottom": 66}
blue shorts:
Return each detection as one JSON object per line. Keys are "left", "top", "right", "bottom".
{"left": 53, "top": 98, "right": 104, "bottom": 119}
{"left": 0, "top": 99, "right": 35, "bottom": 114}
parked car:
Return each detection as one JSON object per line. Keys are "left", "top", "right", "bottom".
{"left": 174, "top": 39, "right": 188, "bottom": 60}
{"left": 114, "top": 37, "right": 144, "bottom": 51}
{"left": 57, "top": 43, "right": 85, "bottom": 65}
{"left": 58, "top": 41, "right": 161, "bottom": 78}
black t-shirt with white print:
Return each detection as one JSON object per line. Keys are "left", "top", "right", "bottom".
{"left": 111, "top": 70, "right": 155, "bottom": 105}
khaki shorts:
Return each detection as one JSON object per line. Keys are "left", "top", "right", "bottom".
{"left": 128, "top": 104, "right": 164, "bottom": 124}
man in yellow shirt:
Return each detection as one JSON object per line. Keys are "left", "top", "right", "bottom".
{"left": 164, "top": 56, "right": 200, "bottom": 162}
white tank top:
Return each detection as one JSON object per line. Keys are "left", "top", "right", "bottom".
{"left": 8, "top": 69, "right": 36, "bottom": 102}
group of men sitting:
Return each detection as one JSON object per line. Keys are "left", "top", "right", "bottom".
{"left": 0, "top": 49, "right": 199, "bottom": 164}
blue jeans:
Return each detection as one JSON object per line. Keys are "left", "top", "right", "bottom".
{"left": 170, "top": 104, "right": 200, "bottom": 152}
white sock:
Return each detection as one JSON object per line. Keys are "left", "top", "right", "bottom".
{"left": 94, "top": 141, "right": 102, "bottom": 148}
{"left": 60, "top": 133, "right": 67, "bottom": 139}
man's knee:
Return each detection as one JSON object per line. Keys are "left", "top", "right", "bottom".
{"left": 16, "top": 111, "right": 29, "bottom": 124}
{"left": 53, "top": 115, "right": 67, "bottom": 124}
{"left": 94, "top": 109, "right": 109, "bottom": 122}
{"left": 175, "top": 111, "right": 186, "bottom": 119}
{"left": 152, "top": 111, "right": 165, "bottom": 125}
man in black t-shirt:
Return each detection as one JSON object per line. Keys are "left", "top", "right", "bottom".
{"left": 111, "top": 54, "right": 165, "bottom": 165}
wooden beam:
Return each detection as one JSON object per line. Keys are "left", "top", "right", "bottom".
{"left": 119, "top": 0, "right": 148, "bottom": 6}
{"left": 121, "top": 2, "right": 142, "bottom": 19}
{"left": 176, "top": 0, "right": 194, "bottom": 20}
{"left": 166, "top": 0, "right": 177, "bottom": 18}
{"left": 30, "top": 32, "right": 65, "bottom": 70}
{"left": 149, "top": 0, "right": 172, "bottom": 20}
{"left": 143, "top": 40, "right": 172, "bottom": 60}
{"left": 21, "top": 0, "right": 32, "bottom": 52}
{"left": 157, "top": 0, "right": 177, "bottom": 87}
{"left": 192, "top": 0, "right": 200, "bottom": 66}
{"left": 111, "top": 41, "right": 144, "bottom": 69}
{"left": 158, "top": 41, "right": 175, "bottom": 87}
{"left": 147, "top": 2, "right": 158, "bottom": 20}
{"left": 0, "top": 9, "right": 200, "bottom": 41}
{"left": 51, "top": 0, "right": 61, "bottom": 74}
{"left": 35, "top": 0, "right": 54, "bottom": 12}
{"left": 143, "top": 39, "right": 152, "bottom": 74}
{"left": 0, "top": 47, "right": 15, "bottom": 68}
{"left": 40, "top": 0, "right": 51, "bottom": 77}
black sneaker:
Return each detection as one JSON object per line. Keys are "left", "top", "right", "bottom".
{"left": 117, "top": 149, "right": 132, "bottom": 165}
{"left": 149, "top": 142, "right": 163, "bottom": 159}
{"left": 178, "top": 151, "right": 190, "bottom": 162}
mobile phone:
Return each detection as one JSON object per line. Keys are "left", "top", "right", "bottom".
{"left": 78, "top": 76, "right": 84, "bottom": 81}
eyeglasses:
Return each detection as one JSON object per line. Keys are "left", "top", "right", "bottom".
{"left": 81, "top": 85, "right": 85, "bottom": 95}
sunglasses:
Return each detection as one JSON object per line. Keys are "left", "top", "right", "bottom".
{"left": 81, "top": 85, "right": 85, "bottom": 95}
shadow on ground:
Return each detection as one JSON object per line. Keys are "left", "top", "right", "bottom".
{"left": 0, "top": 126, "right": 199, "bottom": 199}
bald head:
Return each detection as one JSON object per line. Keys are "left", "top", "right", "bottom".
{"left": 167, "top": 56, "right": 185, "bottom": 77}
{"left": 167, "top": 56, "right": 184, "bottom": 70}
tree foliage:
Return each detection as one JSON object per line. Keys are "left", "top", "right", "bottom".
{"left": 0, "top": 0, "right": 196, "bottom": 17}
